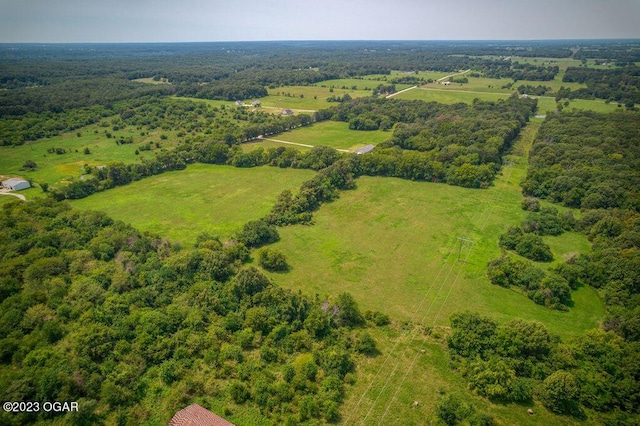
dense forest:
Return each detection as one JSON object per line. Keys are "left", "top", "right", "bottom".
{"left": 0, "top": 198, "right": 382, "bottom": 425}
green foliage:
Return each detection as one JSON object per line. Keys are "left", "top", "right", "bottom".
{"left": 539, "top": 371, "right": 582, "bottom": 416}
{"left": 499, "top": 227, "right": 553, "bottom": 262}
{"left": 236, "top": 219, "right": 279, "bottom": 248}
{"left": 354, "top": 332, "right": 377, "bottom": 355}
{"left": 466, "top": 357, "right": 516, "bottom": 400}
{"left": 334, "top": 292, "right": 364, "bottom": 327}
{"left": 258, "top": 248, "right": 289, "bottom": 271}
{"left": 437, "top": 394, "right": 475, "bottom": 426}
{"left": 522, "top": 111, "right": 640, "bottom": 210}
{"left": 364, "top": 310, "right": 390, "bottom": 326}
{"left": 0, "top": 199, "right": 371, "bottom": 424}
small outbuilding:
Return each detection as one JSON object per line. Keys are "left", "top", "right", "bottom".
{"left": 169, "top": 404, "right": 234, "bottom": 426}
{"left": 2, "top": 178, "right": 30, "bottom": 191}
{"left": 355, "top": 144, "right": 375, "bottom": 155}
{"left": 280, "top": 108, "right": 294, "bottom": 115}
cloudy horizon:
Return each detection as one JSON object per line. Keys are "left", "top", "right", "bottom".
{"left": 0, "top": 0, "right": 638, "bottom": 43}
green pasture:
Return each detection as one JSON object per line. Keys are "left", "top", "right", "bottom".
{"left": 314, "top": 77, "right": 413, "bottom": 92}
{"left": 241, "top": 139, "right": 313, "bottom": 153}
{"left": 70, "top": 164, "right": 316, "bottom": 245}
{"left": 0, "top": 121, "right": 184, "bottom": 187}
{"left": 266, "top": 120, "right": 604, "bottom": 340}
{"left": 275, "top": 121, "right": 390, "bottom": 150}
{"left": 510, "top": 56, "right": 583, "bottom": 70}
{"left": 340, "top": 326, "right": 581, "bottom": 426}
{"left": 263, "top": 85, "right": 371, "bottom": 110}
{"left": 394, "top": 87, "right": 511, "bottom": 104}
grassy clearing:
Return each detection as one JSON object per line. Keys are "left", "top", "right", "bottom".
{"left": 263, "top": 85, "right": 371, "bottom": 110}
{"left": 267, "top": 119, "right": 604, "bottom": 340}
{"left": 340, "top": 326, "right": 579, "bottom": 426}
{"left": 395, "top": 87, "right": 511, "bottom": 104}
{"left": 70, "top": 164, "right": 316, "bottom": 245}
{"left": 276, "top": 121, "right": 390, "bottom": 150}
{"left": 0, "top": 121, "right": 184, "bottom": 187}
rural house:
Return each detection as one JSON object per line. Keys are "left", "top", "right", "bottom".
{"left": 280, "top": 108, "right": 294, "bottom": 115}
{"left": 169, "top": 404, "right": 234, "bottom": 426}
{"left": 2, "top": 178, "right": 30, "bottom": 191}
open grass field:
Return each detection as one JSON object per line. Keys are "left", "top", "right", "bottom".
{"left": 70, "top": 164, "right": 316, "bottom": 245}
{"left": 241, "top": 121, "right": 391, "bottom": 152}
{"left": 0, "top": 120, "right": 184, "bottom": 187}
{"left": 250, "top": 118, "right": 604, "bottom": 425}
{"left": 274, "top": 121, "right": 390, "bottom": 150}
{"left": 394, "top": 87, "right": 512, "bottom": 104}
{"left": 339, "top": 325, "right": 586, "bottom": 426}
{"left": 266, "top": 119, "right": 604, "bottom": 341}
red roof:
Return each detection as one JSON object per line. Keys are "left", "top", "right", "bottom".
{"left": 169, "top": 404, "right": 234, "bottom": 426}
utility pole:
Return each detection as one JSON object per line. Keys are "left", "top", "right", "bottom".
{"left": 457, "top": 237, "right": 474, "bottom": 262}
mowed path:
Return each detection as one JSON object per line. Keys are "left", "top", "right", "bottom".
{"left": 0, "top": 191, "right": 26, "bottom": 201}
{"left": 257, "top": 136, "right": 351, "bottom": 152}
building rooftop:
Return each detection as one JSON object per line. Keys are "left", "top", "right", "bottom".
{"left": 169, "top": 404, "right": 234, "bottom": 426}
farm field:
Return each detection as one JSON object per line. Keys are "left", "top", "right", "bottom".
{"left": 262, "top": 85, "right": 371, "bottom": 110}
{"left": 266, "top": 120, "right": 604, "bottom": 341}
{"left": 0, "top": 120, "right": 184, "bottom": 187}
{"left": 70, "top": 164, "right": 316, "bottom": 244}
{"left": 272, "top": 121, "right": 390, "bottom": 150}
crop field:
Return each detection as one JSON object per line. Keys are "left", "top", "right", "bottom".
{"left": 69, "top": 164, "right": 316, "bottom": 244}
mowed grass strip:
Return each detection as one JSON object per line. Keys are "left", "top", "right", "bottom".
{"left": 70, "top": 164, "right": 316, "bottom": 245}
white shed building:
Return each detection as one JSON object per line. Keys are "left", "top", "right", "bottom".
{"left": 2, "top": 178, "right": 31, "bottom": 191}
{"left": 355, "top": 144, "right": 375, "bottom": 155}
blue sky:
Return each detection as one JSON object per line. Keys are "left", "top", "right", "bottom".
{"left": 0, "top": 0, "right": 638, "bottom": 43}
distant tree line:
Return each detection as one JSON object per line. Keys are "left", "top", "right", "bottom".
{"left": 557, "top": 66, "right": 640, "bottom": 107}
{"left": 522, "top": 111, "right": 640, "bottom": 210}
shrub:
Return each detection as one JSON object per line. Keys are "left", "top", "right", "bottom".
{"left": 258, "top": 248, "right": 289, "bottom": 271}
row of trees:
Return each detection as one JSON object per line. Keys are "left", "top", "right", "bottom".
{"left": 557, "top": 66, "right": 640, "bottom": 106}
{"left": 0, "top": 197, "right": 382, "bottom": 425}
